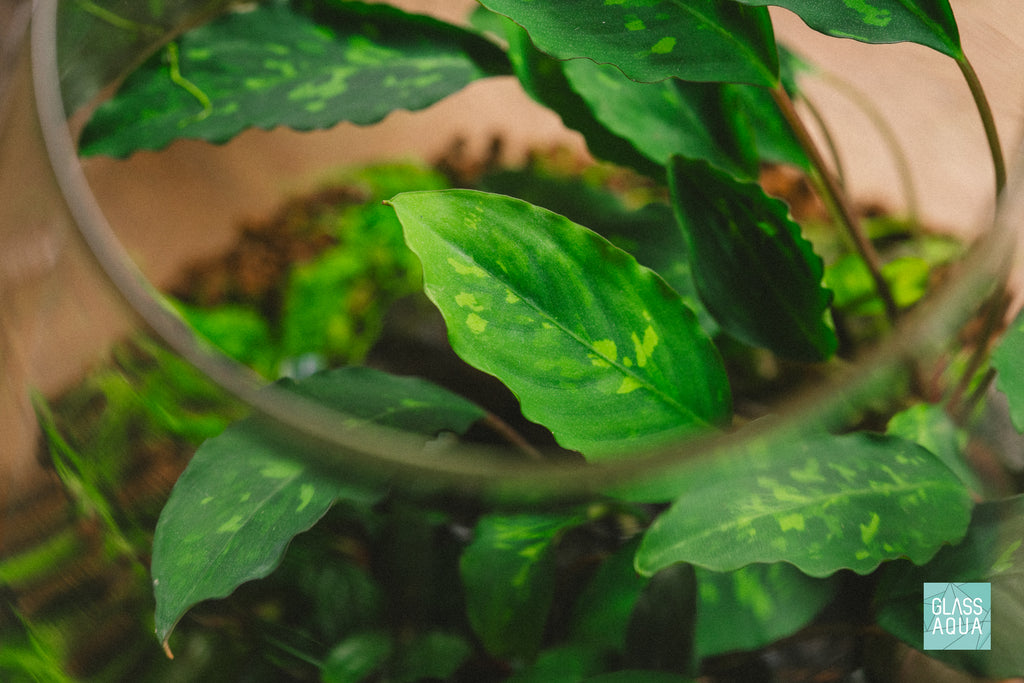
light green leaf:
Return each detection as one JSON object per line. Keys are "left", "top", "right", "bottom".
{"left": 993, "top": 306, "right": 1024, "bottom": 433}
{"left": 79, "top": 1, "right": 509, "bottom": 157}
{"left": 732, "top": 0, "right": 962, "bottom": 58}
{"left": 875, "top": 495, "right": 1024, "bottom": 678}
{"left": 886, "top": 403, "right": 982, "bottom": 494}
{"left": 669, "top": 156, "right": 837, "bottom": 361}
{"left": 460, "top": 512, "right": 586, "bottom": 659}
{"left": 635, "top": 430, "right": 974, "bottom": 578}
{"left": 322, "top": 631, "right": 393, "bottom": 683}
{"left": 388, "top": 190, "right": 731, "bottom": 458}
{"left": 694, "top": 562, "right": 838, "bottom": 659}
{"left": 477, "top": 0, "right": 778, "bottom": 86}
{"left": 151, "top": 367, "right": 486, "bottom": 648}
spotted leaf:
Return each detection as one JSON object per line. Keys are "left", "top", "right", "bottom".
{"left": 460, "top": 512, "right": 586, "bottom": 660}
{"left": 477, "top": 0, "right": 778, "bottom": 87}
{"left": 731, "top": 0, "right": 962, "bottom": 58}
{"left": 635, "top": 430, "right": 973, "bottom": 578}
{"left": 151, "top": 367, "right": 485, "bottom": 650}
{"left": 669, "top": 155, "right": 837, "bottom": 362}
{"left": 388, "top": 190, "right": 731, "bottom": 459}
{"left": 79, "top": 1, "right": 509, "bottom": 157}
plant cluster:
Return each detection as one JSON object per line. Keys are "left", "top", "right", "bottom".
{"left": 46, "top": 0, "right": 1024, "bottom": 680}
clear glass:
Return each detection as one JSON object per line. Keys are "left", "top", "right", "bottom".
{"left": 8, "top": 0, "right": 1023, "bottom": 504}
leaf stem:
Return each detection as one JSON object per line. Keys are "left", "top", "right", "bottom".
{"left": 770, "top": 84, "right": 899, "bottom": 325}
{"left": 956, "top": 54, "right": 1006, "bottom": 197}
{"left": 815, "top": 70, "right": 921, "bottom": 227}
{"left": 482, "top": 412, "right": 545, "bottom": 461}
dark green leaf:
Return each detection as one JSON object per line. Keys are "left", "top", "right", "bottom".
{"left": 388, "top": 190, "right": 731, "bottom": 458}
{"left": 501, "top": 18, "right": 663, "bottom": 178}
{"left": 875, "top": 495, "right": 1024, "bottom": 678}
{"left": 993, "top": 307, "right": 1024, "bottom": 433}
{"left": 322, "top": 630, "right": 392, "bottom": 683}
{"left": 80, "top": 1, "right": 509, "bottom": 157}
{"left": 561, "top": 60, "right": 758, "bottom": 178}
{"left": 669, "top": 156, "right": 837, "bottom": 361}
{"left": 477, "top": 0, "right": 779, "bottom": 86}
{"left": 460, "top": 512, "right": 586, "bottom": 659}
{"left": 694, "top": 563, "right": 838, "bottom": 658}
{"left": 635, "top": 430, "right": 974, "bottom": 578}
{"left": 391, "top": 631, "right": 472, "bottom": 683}
{"left": 886, "top": 403, "right": 982, "bottom": 494}
{"left": 570, "top": 537, "right": 648, "bottom": 654}
{"left": 506, "top": 644, "right": 604, "bottom": 683}
{"left": 151, "top": 367, "right": 485, "bottom": 648}
{"left": 581, "top": 673, "right": 695, "bottom": 683}
{"left": 624, "top": 564, "right": 697, "bottom": 673}
{"left": 732, "top": 0, "right": 962, "bottom": 58}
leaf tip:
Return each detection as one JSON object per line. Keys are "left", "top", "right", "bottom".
{"left": 162, "top": 639, "right": 174, "bottom": 660}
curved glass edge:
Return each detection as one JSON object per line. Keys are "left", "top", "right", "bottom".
{"left": 31, "top": 0, "right": 1022, "bottom": 504}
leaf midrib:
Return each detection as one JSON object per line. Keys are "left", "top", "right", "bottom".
{"left": 436, "top": 232, "right": 713, "bottom": 431}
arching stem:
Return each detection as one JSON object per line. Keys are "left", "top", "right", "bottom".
{"left": 957, "top": 54, "right": 1006, "bottom": 197}
{"left": 771, "top": 84, "right": 899, "bottom": 325}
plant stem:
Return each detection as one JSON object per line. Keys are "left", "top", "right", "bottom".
{"left": 771, "top": 84, "right": 899, "bottom": 324}
{"left": 816, "top": 70, "right": 921, "bottom": 227}
{"left": 957, "top": 54, "right": 1007, "bottom": 197}
{"left": 482, "top": 412, "right": 545, "bottom": 461}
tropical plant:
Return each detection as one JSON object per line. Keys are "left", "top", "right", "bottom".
{"left": 54, "top": 0, "right": 1024, "bottom": 680}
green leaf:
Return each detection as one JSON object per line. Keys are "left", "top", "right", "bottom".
{"left": 694, "top": 562, "right": 838, "bottom": 659}
{"left": 460, "top": 512, "right": 586, "bottom": 659}
{"left": 151, "top": 367, "right": 485, "bottom": 648}
{"left": 581, "top": 674, "right": 695, "bottom": 683}
{"left": 669, "top": 156, "right": 837, "bottom": 361}
{"left": 635, "top": 430, "right": 974, "bottom": 578}
{"left": 506, "top": 644, "right": 604, "bottom": 683}
{"left": 322, "top": 630, "right": 393, "bottom": 683}
{"left": 478, "top": 0, "right": 779, "bottom": 86}
{"left": 79, "top": 1, "right": 509, "bottom": 157}
{"left": 388, "top": 190, "right": 731, "bottom": 458}
{"left": 624, "top": 564, "right": 696, "bottom": 672}
{"left": 561, "top": 59, "right": 758, "bottom": 179}
{"left": 570, "top": 537, "right": 648, "bottom": 654}
{"left": 501, "top": 18, "right": 663, "bottom": 178}
{"left": 391, "top": 631, "right": 472, "bottom": 683}
{"left": 993, "top": 306, "right": 1024, "bottom": 433}
{"left": 732, "top": 0, "right": 962, "bottom": 58}
{"left": 173, "top": 302, "right": 277, "bottom": 377}
{"left": 886, "top": 403, "right": 982, "bottom": 494}
{"left": 875, "top": 495, "right": 1024, "bottom": 678}
{"left": 476, "top": 171, "right": 716, "bottom": 334}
